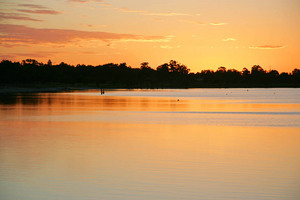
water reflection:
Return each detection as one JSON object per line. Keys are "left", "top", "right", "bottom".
{"left": 0, "top": 90, "right": 299, "bottom": 126}
{"left": 1, "top": 90, "right": 300, "bottom": 113}
{"left": 0, "top": 94, "right": 54, "bottom": 106}
{"left": 0, "top": 92, "right": 189, "bottom": 113}
{"left": 0, "top": 89, "right": 300, "bottom": 200}
{"left": 1, "top": 122, "right": 299, "bottom": 200}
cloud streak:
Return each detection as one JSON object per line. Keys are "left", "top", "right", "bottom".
{"left": 210, "top": 22, "right": 227, "bottom": 26}
{"left": 18, "top": 4, "right": 48, "bottom": 9}
{"left": 17, "top": 9, "right": 61, "bottom": 15}
{"left": 222, "top": 38, "right": 236, "bottom": 42}
{"left": 0, "top": 12, "right": 42, "bottom": 22}
{"left": 115, "top": 7, "right": 189, "bottom": 16}
{"left": 68, "top": 0, "right": 103, "bottom": 3}
{"left": 143, "top": 12, "right": 189, "bottom": 16}
{"left": 2, "top": 52, "right": 54, "bottom": 58}
{"left": 249, "top": 45, "right": 285, "bottom": 49}
{"left": 160, "top": 45, "right": 180, "bottom": 49}
{"left": 0, "top": 24, "right": 168, "bottom": 47}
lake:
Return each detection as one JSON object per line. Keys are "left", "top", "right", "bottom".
{"left": 0, "top": 88, "right": 299, "bottom": 200}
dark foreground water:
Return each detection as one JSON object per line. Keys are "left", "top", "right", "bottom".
{"left": 0, "top": 88, "right": 299, "bottom": 200}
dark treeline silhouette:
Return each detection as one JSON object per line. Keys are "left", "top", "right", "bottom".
{"left": 0, "top": 59, "right": 299, "bottom": 88}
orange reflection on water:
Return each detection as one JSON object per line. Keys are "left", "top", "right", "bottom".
{"left": 0, "top": 90, "right": 299, "bottom": 199}
{"left": 0, "top": 121, "right": 299, "bottom": 197}
{"left": 1, "top": 92, "right": 300, "bottom": 114}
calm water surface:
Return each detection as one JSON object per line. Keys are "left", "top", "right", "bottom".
{"left": 0, "top": 88, "right": 299, "bottom": 200}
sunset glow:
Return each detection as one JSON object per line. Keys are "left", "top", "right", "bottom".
{"left": 1, "top": 0, "right": 299, "bottom": 72}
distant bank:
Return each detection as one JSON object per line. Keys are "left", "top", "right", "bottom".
{"left": 1, "top": 59, "right": 299, "bottom": 91}
{"left": 1, "top": 85, "right": 300, "bottom": 94}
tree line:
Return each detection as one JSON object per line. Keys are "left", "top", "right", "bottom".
{"left": 0, "top": 59, "right": 299, "bottom": 88}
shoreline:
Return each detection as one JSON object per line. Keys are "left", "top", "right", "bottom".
{"left": 0, "top": 85, "right": 299, "bottom": 94}
{"left": 0, "top": 87, "right": 85, "bottom": 94}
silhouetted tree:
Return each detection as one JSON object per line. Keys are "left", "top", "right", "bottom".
{"left": 250, "top": 65, "right": 266, "bottom": 83}
{"left": 251, "top": 65, "right": 265, "bottom": 75}
{"left": 168, "top": 60, "right": 190, "bottom": 75}
{"left": 292, "top": 68, "right": 300, "bottom": 76}
{"left": 47, "top": 59, "right": 52, "bottom": 66}
{"left": 22, "top": 59, "right": 39, "bottom": 66}
{"left": 0, "top": 59, "right": 299, "bottom": 88}
{"left": 157, "top": 63, "right": 169, "bottom": 73}
{"left": 140, "top": 62, "right": 151, "bottom": 70}
{"left": 217, "top": 66, "right": 226, "bottom": 73}
{"left": 292, "top": 68, "right": 300, "bottom": 84}
{"left": 242, "top": 68, "right": 250, "bottom": 76}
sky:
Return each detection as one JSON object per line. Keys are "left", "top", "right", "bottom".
{"left": 0, "top": 0, "right": 299, "bottom": 72}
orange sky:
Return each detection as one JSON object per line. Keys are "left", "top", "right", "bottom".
{"left": 0, "top": 0, "right": 299, "bottom": 72}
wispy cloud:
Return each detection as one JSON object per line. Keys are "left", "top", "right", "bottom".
{"left": 115, "top": 7, "right": 189, "bottom": 17}
{"left": 210, "top": 22, "right": 227, "bottom": 26}
{"left": 249, "top": 45, "right": 285, "bottom": 49}
{"left": 160, "top": 45, "right": 180, "bottom": 49}
{"left": 68, "top": 0, "right": 103, "bottom": 3}
{"left": 1, "top": 51, "right": 62, "bottom": 61}
{"left": 222, "top": 38, "right": 236, "bottom": 42}
{"left": 18, "top": 4, "right": 48, "bottom": 9}
{"left": 160, "top": 45, "right": 174, "bottom": 49}
{"left": 143, "top": 12, "right": 189, "bottom": 16}
{"left": 17, "top": 9, "right": 61, "bottom": 15}
{"left": 0, "top": 12, "right": 42, "bottom": 22}
{"left": 0, "top": 24, "right": 169, "bottom": 47}
{"left": 80, "top": 24, "right": 106, "bottom": 28}
{"left": 10, "top": 52, "right": 55, "bottom": 58}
